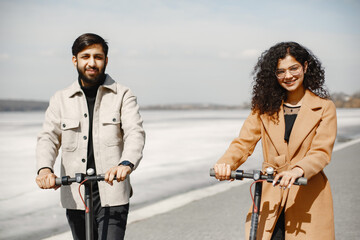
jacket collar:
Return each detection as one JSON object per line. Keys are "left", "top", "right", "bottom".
{"left": 260, "top": 89, "right": 323, "bottom": 158}
{"left": 65, "top": 74, "right": 117, "bottom": 98}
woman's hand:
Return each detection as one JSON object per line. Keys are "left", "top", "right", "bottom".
{"left": 272, "top": 167, "right": 304, "bottom": 189}
{"left": 213, "top": 163, "right": 234, "bottom": 181}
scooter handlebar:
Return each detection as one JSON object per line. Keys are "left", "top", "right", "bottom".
{"left": 55, "top": 178, "right": 62, "bottom": 186}
{"left": 55, "top": 174, "right": 105, "bottom": 186}
{"left": 209, "top": 168, "right": 307, "bottom": 186}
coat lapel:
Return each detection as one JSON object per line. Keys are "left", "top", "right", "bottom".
{"left": 260, "top": 104, "right": 288, "bottom": 157}
{"left": 288, "top": 90, "right": 322, "bottom": 160}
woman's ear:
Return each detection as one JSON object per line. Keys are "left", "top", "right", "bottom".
{"left": 304, "top": 61, "right": 308, "bottom": 73}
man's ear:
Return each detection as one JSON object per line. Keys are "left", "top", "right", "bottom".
{"left": 72, "top": 56, "right": 77, "bottom": 67}
{"left": 105, "top": 56, "right": 108, "bottom": 67}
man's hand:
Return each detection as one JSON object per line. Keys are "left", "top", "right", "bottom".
{"left": 272, "top": 167, "right": 304, "bottom": 189}
{"left": 36, "top": 168, "right": 59, "bottom": 190}
{"left": 105, "top": 165, "right": 132, "bottom": 186}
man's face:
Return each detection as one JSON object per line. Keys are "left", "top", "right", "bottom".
{"left": 72, "top": 44, "right": 108, "bottom": 87}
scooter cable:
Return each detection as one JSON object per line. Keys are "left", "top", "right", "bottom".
{"left": 250, "top": 179, "right": 266, "bottom": 213}
{"left": 78, "top": 179, "right": 90, "bottom": 213}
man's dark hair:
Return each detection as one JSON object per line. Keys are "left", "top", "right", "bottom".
{"left": 72, "top": 33, "right": 109, "bottom": 57}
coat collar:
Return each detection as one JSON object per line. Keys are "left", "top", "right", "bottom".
{"left": 288, "top": 90, "right": 323, "bottom": 159}
{"left": 65, "top": 74, "right": 117, "bottom": 98}
{"left": 260, "top": 104, "right": 287, "bottom": 157}
{"left": 260, "top": 90, "right": 323, "bottom": 159}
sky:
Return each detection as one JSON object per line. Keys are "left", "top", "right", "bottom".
{"left": 0, "top": 0, "right": 359, "bottom": 106}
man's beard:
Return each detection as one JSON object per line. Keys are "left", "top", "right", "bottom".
{"left": 77, "top": 66, "right": 106, "bottom": 86}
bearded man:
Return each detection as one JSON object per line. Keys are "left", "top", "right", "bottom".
{"left": 35, "top": 33, "right": 145, "bottom": 240}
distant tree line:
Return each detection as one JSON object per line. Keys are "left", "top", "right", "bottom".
{"left": 331, "top": 91, "right": 360, "bottom": 108}
{"left": 0, "top": 100, "right": 49, "bottom": 111}
{"left": 1, "top": 91, "right": 359, "bottom": 111}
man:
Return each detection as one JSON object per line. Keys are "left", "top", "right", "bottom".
{"left": 35, "top": 33, "right": 145, "bottom": 239}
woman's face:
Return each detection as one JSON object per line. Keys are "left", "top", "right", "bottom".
{"left": 276, "top": 55, "right": 307, "bottom": 94}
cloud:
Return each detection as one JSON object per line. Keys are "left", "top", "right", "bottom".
{"left": 40, "top": 50, "right": 57, "bottom": 57}
{"left": 241, "top": 49, "right": 261, "bottom": 58}
{"left": 217, "top": 49, "right": 261, "bottom": 60}
{"left": 0, "top": 53, "right": 10, "bottom": 61}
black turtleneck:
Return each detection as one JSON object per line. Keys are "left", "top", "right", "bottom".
{"left": 79, "top": 76, "right": 106, "bottom": 174}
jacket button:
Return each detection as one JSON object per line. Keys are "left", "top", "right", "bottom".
{"left": 83, "top": 136, "right": 87, "bottom": 140}
{"left": 84, "top": 113, "right": 88, "bottom": 118}
{"left": 62, "top": 124, "right": 66, "bottom": 128}
{"left": 81, "top": 158, "right": 86, "bottom": 163}
{"left": 112, "top": 118, "right": 116, "bottom": 122}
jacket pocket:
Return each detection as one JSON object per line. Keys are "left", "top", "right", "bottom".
{"left": 101, "top": 112, "right": 122, "bottom": 146}
{"left": 61, "top": 118, "right": 80, "bottom": 152}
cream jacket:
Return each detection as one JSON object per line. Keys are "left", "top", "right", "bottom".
{"left": 36, "top": 75, "right": 145, "bottom": 209}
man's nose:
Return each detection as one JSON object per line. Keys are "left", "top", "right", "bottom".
{"left": 88, "top": 57, "right": 96, "bottom": 66}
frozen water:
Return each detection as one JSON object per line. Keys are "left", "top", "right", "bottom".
{"left": 0, "top": 109, "right": 359, "bottom": 239}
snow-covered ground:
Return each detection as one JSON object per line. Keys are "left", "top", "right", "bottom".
{"left": 0, "top": 109, "right": 359, "bottom": 240}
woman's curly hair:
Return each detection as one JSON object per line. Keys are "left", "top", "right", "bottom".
{"left": 251, "top": 42, "right": 329, "bottom": 116}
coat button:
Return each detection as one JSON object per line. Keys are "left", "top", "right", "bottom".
{"left": 62, "top": 124, "right": 66, "bottom": 128}
{"left": 84, "top": 113, "right": 88, "bottom": 118}
{"left": 81, "top": 158, "right": 86, "bottom": 163}
{"left": 112, "top": 118, "right": 116, "bottom": 122}
{"left": 83, "top": 136, "right": 87, "bottom": 140}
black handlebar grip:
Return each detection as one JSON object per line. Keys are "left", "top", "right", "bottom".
{"left": 209, "top": 168, "right": 215, "bottom": 177}
{"left": 295, "top": 177, "right": 307, "bottom": 186}
{"left": 209, "top": 168, "right": 238, "bottom": 179}
{"left": 230, "top": 171, "right": 238, "bottom": 179}
{"left": 98, "top": 174, "right": 105, "bottom": 181}
{"left": 55, "top": 178, "right": 62, "bottom": 186}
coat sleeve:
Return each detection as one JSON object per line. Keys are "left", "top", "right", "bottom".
{"left": 36, "top": 94, "right": 62, "bottom": 173}
{"left": 294, "top": 100, "right": 337, "bottom": 179}
{"left": 217, "top": 110, "right": 262, "bottom": 170}
{"left": 119, "top": 89, "right": 146, "bottom": 170}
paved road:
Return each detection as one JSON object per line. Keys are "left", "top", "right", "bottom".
{"left": 125, "top": 141, "right": 360, "bottom": 240}
{"left": 43, "top": 140, "right": 360, "bottom": 240}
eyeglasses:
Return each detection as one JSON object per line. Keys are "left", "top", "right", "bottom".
{"left": 275, "top": 65, "right": 302, "bottom": 79}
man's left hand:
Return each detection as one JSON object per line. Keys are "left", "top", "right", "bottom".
{"left": 105, "top": 165, "right": 132, "bottom": 185}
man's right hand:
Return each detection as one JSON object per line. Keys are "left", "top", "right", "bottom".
{"left": 36, "top": 168, "right": 59, "bottom": 190}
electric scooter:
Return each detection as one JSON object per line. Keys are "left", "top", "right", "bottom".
{"left": 209, "top": 167, "right": 307, "bottom": 240}
{"left": 55, "top": 168, "right": 104, "bottom": 240}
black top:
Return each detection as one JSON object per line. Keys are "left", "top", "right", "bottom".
{"left": 79, "top": 76, "right": 134, "bottom": 174}
{"left": 283, "top": 104, "right": 301, "bottom": 143}
{"left": 79, "top": 77, "right": 105, "bottom": 174}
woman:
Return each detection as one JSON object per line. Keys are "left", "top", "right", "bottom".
{"left": 214, "top": 42, "right": 336, "bottom": 239}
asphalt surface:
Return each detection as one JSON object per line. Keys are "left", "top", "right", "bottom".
{"left": 124, "top": 141, "right": 360, "bottom": 240}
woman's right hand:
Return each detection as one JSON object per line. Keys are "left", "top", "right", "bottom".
{"left": 213, "top": 163, "right": 233, "bottom": 181}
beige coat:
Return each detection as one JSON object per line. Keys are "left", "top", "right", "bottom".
{"left": 36, "top": 75, "right": 145, "bottom": 210}
{"left": 218, "top": 90, "right": 337, "bottom": 239}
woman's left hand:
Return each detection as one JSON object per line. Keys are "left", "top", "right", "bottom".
{"left": 272, "top": 167, "right": 304, "bottom": 189}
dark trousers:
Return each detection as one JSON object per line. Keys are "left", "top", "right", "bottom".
{"left": 66, "top": 183, "right": 129, "bottom": 240}
{"left": 271, "top": 208, "right": 285, "bottom": 240}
